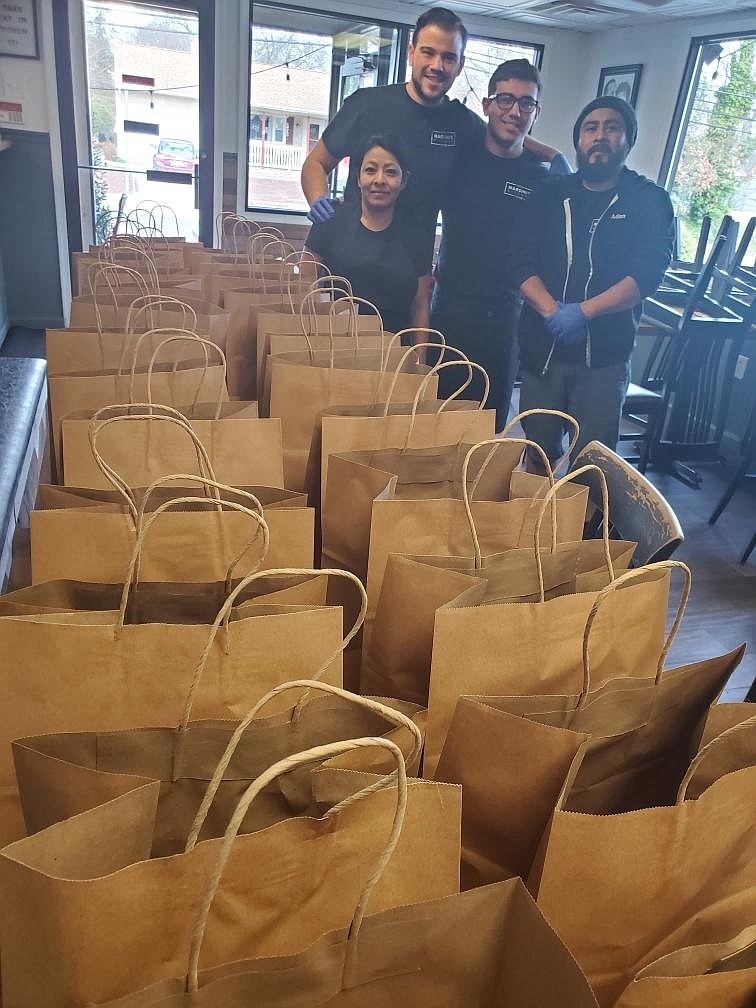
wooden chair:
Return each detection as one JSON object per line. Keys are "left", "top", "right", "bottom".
{"left": 575, "top": 440, "right": 684, "bottom": 566}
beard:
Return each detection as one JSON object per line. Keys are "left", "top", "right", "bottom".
{"left": 410, "top": 68, "right": 448, "bottom": 105}
{"left": 577, "top": 143, "right": 627, "bottom": 183}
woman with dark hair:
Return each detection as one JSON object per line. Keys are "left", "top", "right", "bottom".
{"left": 304, "top": 134, "right": 432, "bottom": 333}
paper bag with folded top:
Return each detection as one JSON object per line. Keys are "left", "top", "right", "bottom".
{"left": 0, "top": 737, "right": 463, "bottom": 1008}
{"left": 0, "top": 516, "right": 352, "bottom": 844}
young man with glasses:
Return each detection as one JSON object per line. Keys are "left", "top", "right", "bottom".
{"left": 430, "top": 59, "right": 569, "bottom": 429}
{"left": 510, "top": 96, "right": 674, "bottom": 464}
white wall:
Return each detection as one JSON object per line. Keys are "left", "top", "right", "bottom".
{"left": 583, "top": 10, "right": 756, "bottom": 182}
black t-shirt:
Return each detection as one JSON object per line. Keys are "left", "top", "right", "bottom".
{"left": 322, "top": 82, "right": 483, "bottom": 270}
{"left": 556, "top": 184, "right": 618, "bottom": 362}
{"left": 305, "top": 203, "right": 426, "bottom": 333}
{"left": 435, "top": 146, "right": 550, "bottom": 305}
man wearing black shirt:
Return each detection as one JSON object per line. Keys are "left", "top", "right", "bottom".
{"left": 301, "top": 6, "right": 480, "bottom": 312}
{"left": 431, "top": 59, "right": 568, "bottom": 429}
{"left": 510, "top": 96, "right": 675, "bottom": 463}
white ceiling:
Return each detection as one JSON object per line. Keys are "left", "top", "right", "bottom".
{"left": 399, "top": 0, "right": 756, "bottom": 31}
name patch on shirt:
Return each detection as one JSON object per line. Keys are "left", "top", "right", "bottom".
{"left": 503, "top": 181, "right": 532, "bottom": 200}
{"left": 610, "top": 212, "right": 627, "bottom": 220}
{"left": 430, "top": 130, "right": 457, "bottom": 147}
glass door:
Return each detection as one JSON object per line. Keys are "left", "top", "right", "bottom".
{"left": 78, "top": 0, "right": 211, "bottom": 243}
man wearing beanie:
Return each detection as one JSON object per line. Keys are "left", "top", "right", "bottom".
{"left": 509, "top": 95, "right": 674, "bottom": 463}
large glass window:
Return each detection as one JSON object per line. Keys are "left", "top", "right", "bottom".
{"left": 247, "top": 3, "right": 399, "bottom": 213}
{"left": 662, "top": 33, "right": 756, "bottom": 261}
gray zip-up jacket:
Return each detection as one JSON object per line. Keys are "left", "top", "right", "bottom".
{"left": 509, "top": 166, "right": 674, "bottom": 372}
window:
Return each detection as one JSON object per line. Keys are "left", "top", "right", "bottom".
{"left": 247, "top": 2, "right": 399, "bottom": 213}
{"left": 661, "top": 32, "right": 756, "bottom": 261}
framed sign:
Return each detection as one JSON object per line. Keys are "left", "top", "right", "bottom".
{"left": 596, "top": 64, "right": 643, "bottom": 107}
{"left": 0, "top": 0, "right": 39, "bottom": 59}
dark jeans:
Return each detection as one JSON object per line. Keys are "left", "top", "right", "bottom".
{"left": 430, "top": 291, "right": 521, "bottom": 432}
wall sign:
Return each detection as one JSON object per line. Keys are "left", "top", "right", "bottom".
{"left": 0, "top": 0, "right": 38, "bottom": 60}
{"left": 0, "top": 99, "right": 23, "bottom": 124}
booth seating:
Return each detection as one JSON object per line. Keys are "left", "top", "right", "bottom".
{"left": 0, "top": 357, "right": 47, "bottom": 591}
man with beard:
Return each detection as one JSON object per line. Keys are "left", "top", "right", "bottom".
{"left": 510, "top": 96, "right": 674, "bottom": 463}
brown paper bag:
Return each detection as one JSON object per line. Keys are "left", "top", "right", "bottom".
{"left": 32, "top": 465, "right": 314, "bottom": 583}
{"left": 269, "top": 342, "right": 438, "bottom": 491}
{"left": 364, "top": 445, "right": 590, "bottom": 621}
{"left": 532, "top": 756, "right": 756, "bottom": 1006}
{"left": 613, "top": 925, "right": 756, "bottom": 1007}
{"left": 434, "top": 696, "right": 590, "bottom": 888}
{"left": 62, "top": 405, "right": 283, "bottom": 490}
{"left": 310, "top": 364, "right": 496, "bottom": 508}
{"left": 425, "top": 560, "right": 671, "bottom": 776}
{"left": 362, "top": 534, "right": 635, "bottom": 707}
{"left": 92, "top": 876, "right": 599, "bottom": 1007}
{"left": 680, "top": 709, "right": 756, "bottom": 801}
{"left": 48, "top": 358, "right": 228, "bottom": 477}
{"left": 0, "top": 739, "right": 462, "bottom": 1008}
{"left": 0, "top": 563, "right": 358, "bottom": 843}
{"left": 13, "top": 680, "right": 425, "bottom": 853}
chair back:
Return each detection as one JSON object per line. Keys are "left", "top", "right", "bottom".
{"left": 574, "top": 441, "right": 683, "bottom": 566}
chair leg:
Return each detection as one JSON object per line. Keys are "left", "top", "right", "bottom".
{"left": 709, "top": 460, "right": 749, "bottom": 525}
{"left": 741, "top": 529, "right": 756, "bottom": 564}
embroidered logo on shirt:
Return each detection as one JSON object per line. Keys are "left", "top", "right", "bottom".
{"left": 589, "top": 219, "right": 601, "bottom": 234}
{"left": 610, "top": 212, "right": 627, "bottom": 220}
{"left": 430, "top": 131, "right": 457, "bottom": 147}
{"left": 504, "top": 181, "right": 532, "bottom": 200}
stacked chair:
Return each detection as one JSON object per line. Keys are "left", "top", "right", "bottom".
{"left": 0, "top": 207, "right": 751, "bottom": 1006}
{"left": 633, "top": 214, "right": 756, "bottom": 487}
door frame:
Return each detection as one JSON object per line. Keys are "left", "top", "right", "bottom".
{"left": 54, "top": 0, "right": 215, "bottom": 254}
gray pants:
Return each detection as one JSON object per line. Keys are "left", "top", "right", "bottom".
{"left": 519, "top": 359, "right": 631, "bottom": 464}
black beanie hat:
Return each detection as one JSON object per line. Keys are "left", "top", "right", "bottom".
{"left": 572, "top": 96, "right": 638, "bottom": 149}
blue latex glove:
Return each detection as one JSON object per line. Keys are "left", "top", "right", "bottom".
{"left": 307, "top": 196, "right": 338, "bottom": 224}
{"left": 545, "top": 301, "right": 587, "bottom": 345}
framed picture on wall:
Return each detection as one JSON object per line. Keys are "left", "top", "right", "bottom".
{"left": 596, "top": 64, "right": 643, "bottom": 107}
{"left": 0, "top": 0, "right": 39, "bottom": 59}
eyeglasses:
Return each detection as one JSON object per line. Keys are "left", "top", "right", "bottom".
{"left": 485, "top": 93, "right": 539, "bottom": 113}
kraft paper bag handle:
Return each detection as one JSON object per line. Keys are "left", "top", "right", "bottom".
{"left": 129, "top": 332, "right": 218, "bottom": 418}
{"left": 185, "top": 736, "right": 407, "bottom": 994}
{"left": 89, "top": 263, "right": 151, "bottom": 337}
{"left": 379, "top": 335, "right": 449, "bottom": 412}
{"left": 676, "top": 712, "right": 756, "bottom": 804}
{"left": 577, "top": 559, "right": 692, "bottom": 714}
{"left": 279, "top": 251, "right": 324, "bottom": 312}
{"left": 186, "top": 679, "right": 422, "bottom": 851}
{"left": 401, "top": 361, "right": 491, "bottom": 452}
{"left": 380, "top": 327, "right": 445, "bottom": 374}
{"left": 132, "top": 475, "right": 267, "bottom": 586}
{"left": 500, "top": 408, "right": 580, "bottom": 477}
{"left": 247, "top": 231, "right": 283, "bottom": 276}
{"left": 144, "top": 334, "right": 228, "bottom": 420}
{"left": 172, "top": 568, "right": 369, "bottom": 776}
{"left": 89, "top": 408, "right": 218, "bottom": 520}
{"left": 412, "top": 358, "right": 490, "bottom": 416}
{"left": 116, "top": 493, "right": 270, "bottom": 634}
{"left": 135, "top": 472, "right": 264, "bottom": 521}
{"left": 531, "top": 463, "right": 613, "bottom": 602}
{"left": 461, "top": 437, "right": 555, "bottom": 569}
{"left": 110, "top": 244, "right": 161, "bottom": 294}
{"left": 298, "top": 281, "right": 353, "bottom": 357}
{"left": 119, "top": 325, "right": 204, "bottom": 377}
{"left": 255, "top": 239, "right": 296, "bottom": 292}
{"left": 124, "top": 295, "right": 198, "bottom": 339}
{"left": 328, "top": 295, "right": 385, "bottom": 367}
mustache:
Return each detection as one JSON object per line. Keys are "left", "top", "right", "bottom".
{"left": 589, "top": 143, "right": 612, "bottom": 154}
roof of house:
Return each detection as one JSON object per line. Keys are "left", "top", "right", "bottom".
{"left": 113, "top": 42, "right": 198, "bottom": 96}
{"left": 250, "top": 63, "right": 330, "bottom": 118}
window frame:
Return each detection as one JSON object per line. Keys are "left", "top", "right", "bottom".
{"left": 658, "top": 28, "right": 756, "bottom": 190}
